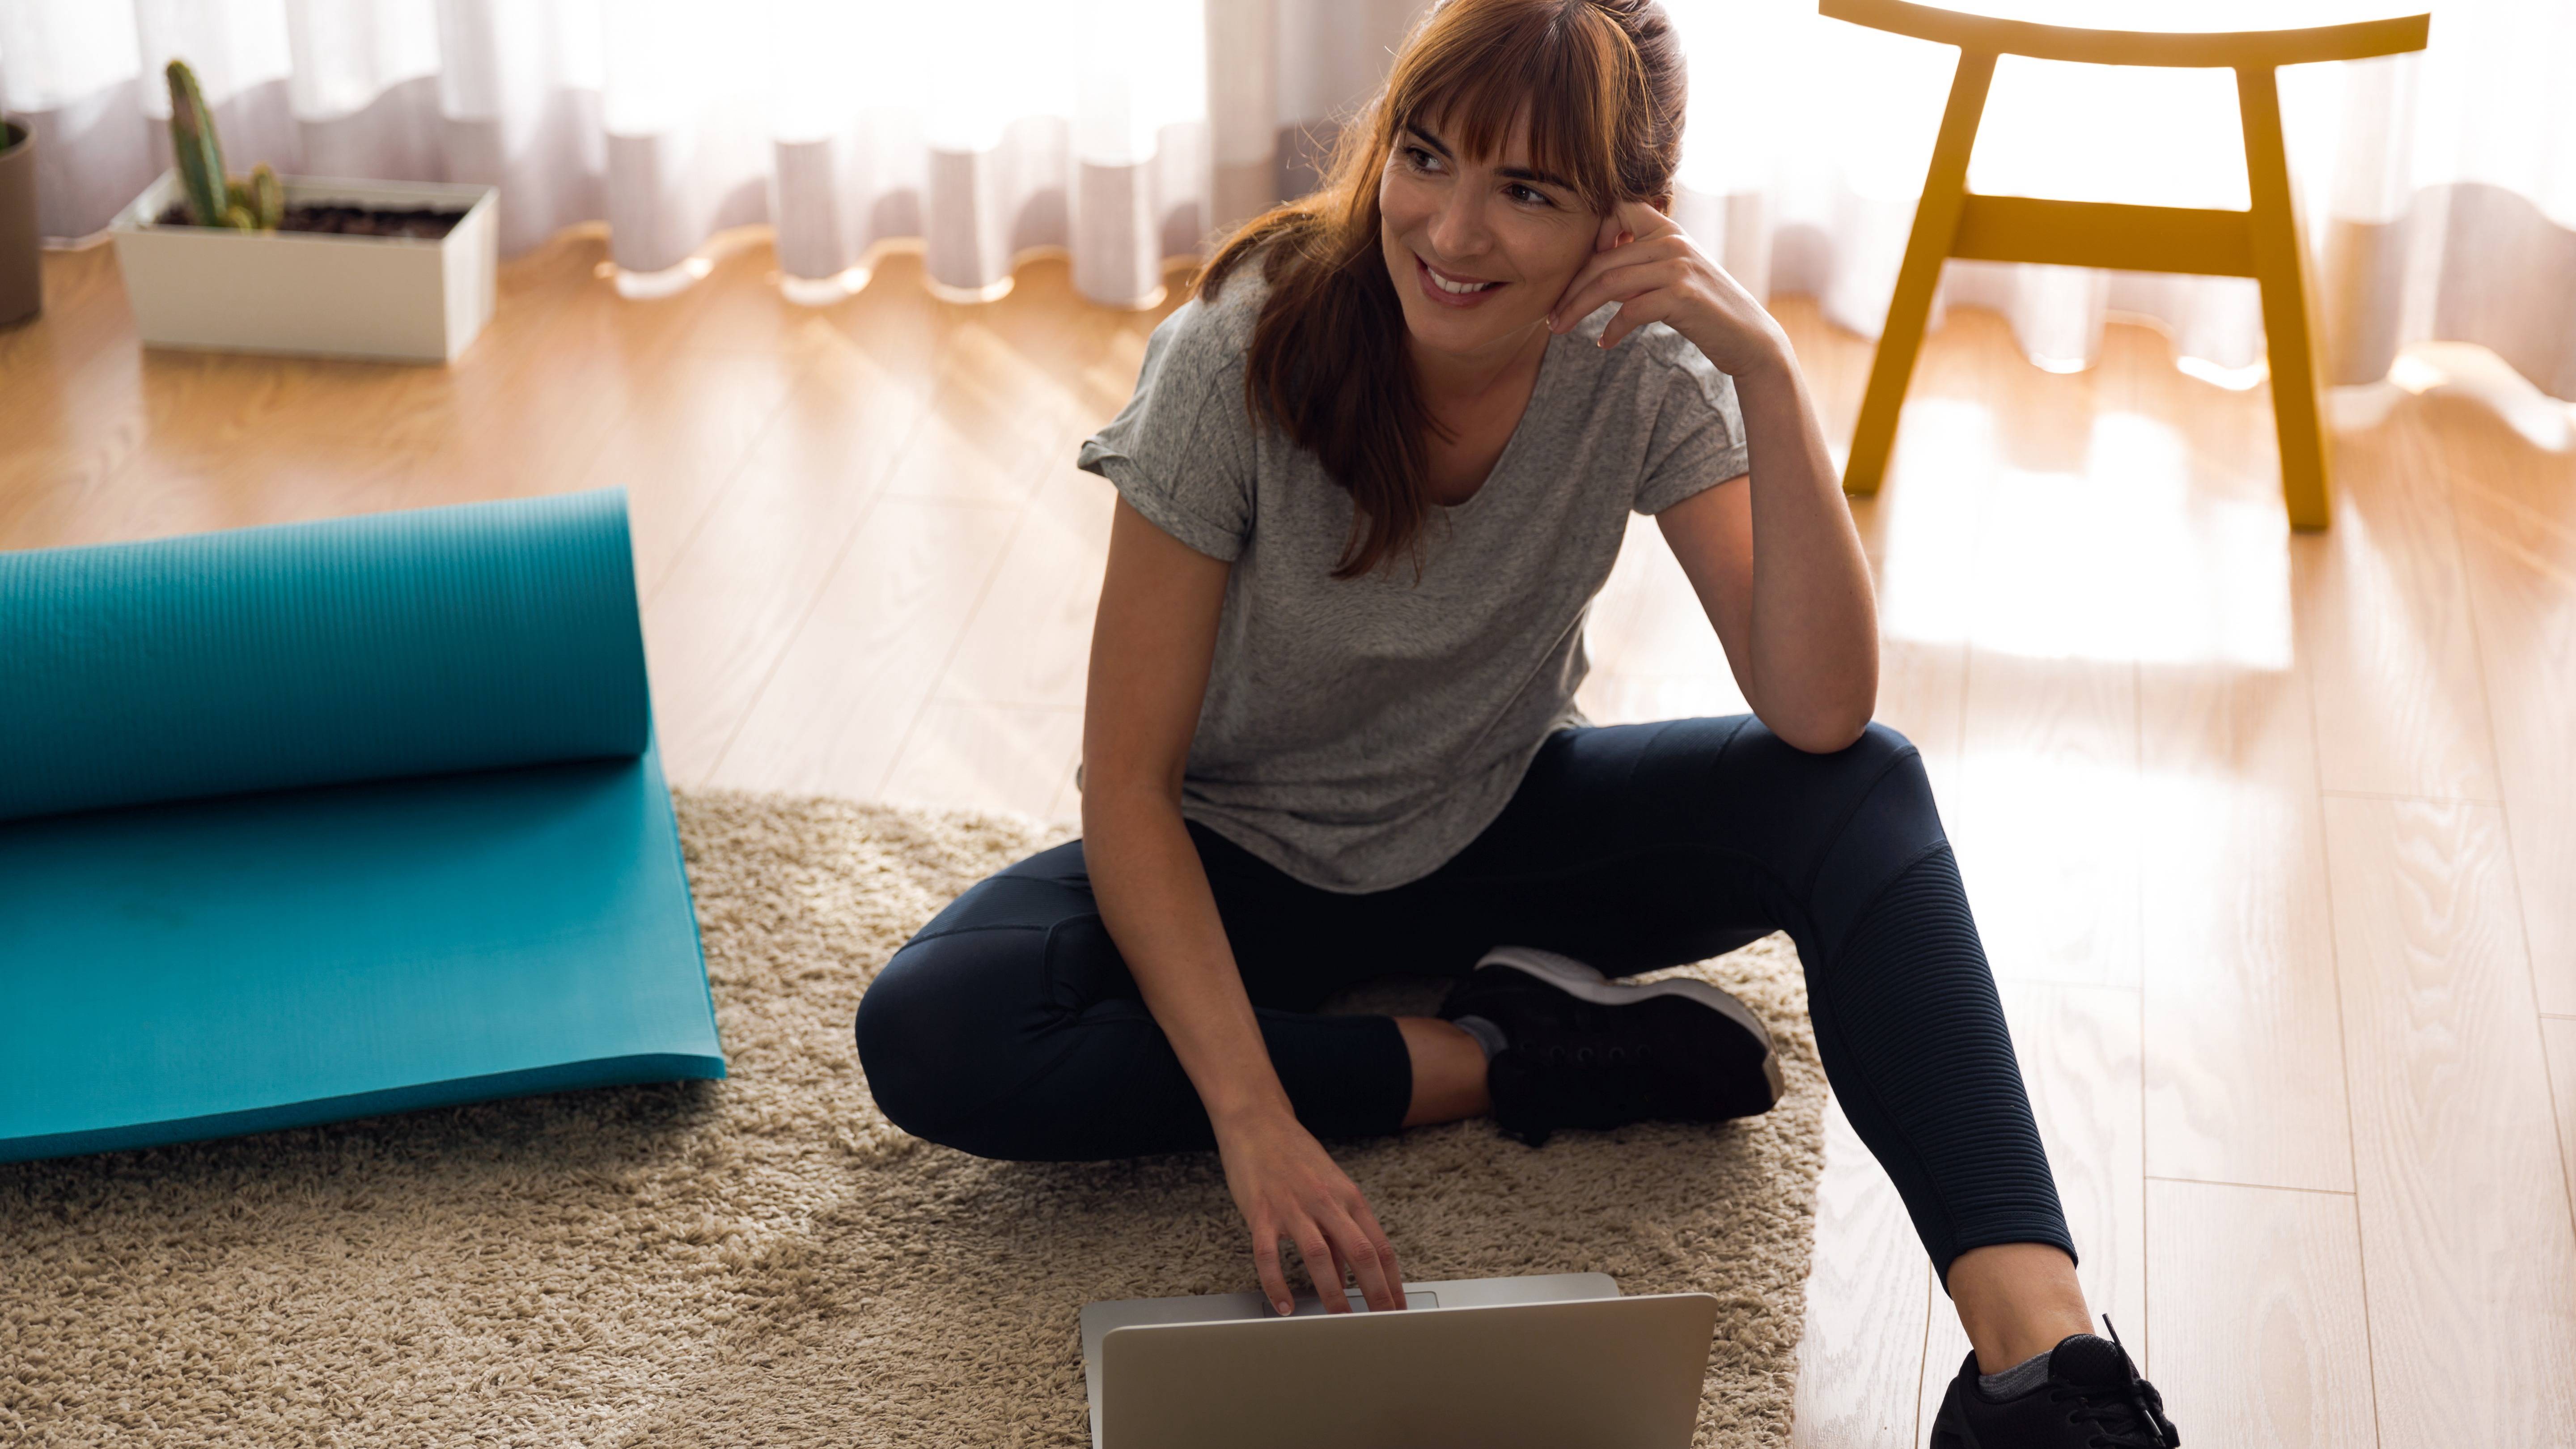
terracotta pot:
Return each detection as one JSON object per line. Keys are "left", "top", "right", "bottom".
{"left": 0, "top": 115, "right": 36, "bottom": 326}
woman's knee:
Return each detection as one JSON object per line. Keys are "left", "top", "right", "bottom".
{"left": 1737, "top": 718, "right": 1932, "bottom": 828}
{"left": 1799, "top": 723, "right": 1961, "bottom": 946}
{"left": 1813, "top": 719, "right": 1918, "bottom": 779}
{"left": 854, "top": 927, "right": 1039, "bottom": 1148}
{"left": 1803, "top": 720, "right": 1929, "bottom": 810}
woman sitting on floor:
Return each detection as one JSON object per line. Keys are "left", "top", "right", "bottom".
{"left": 858, "top": 2, "right": 2178, "bottom": 1444}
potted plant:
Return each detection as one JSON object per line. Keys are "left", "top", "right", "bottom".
{"left": 108, "top": 61, "right": 500, "bottom": 363}
{"left": 0, "top": 111, "right": 37, "bottom": 327}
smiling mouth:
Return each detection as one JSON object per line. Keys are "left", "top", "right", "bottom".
{"left": 1418, "top": 255, "right": 1502, "bottom": 295}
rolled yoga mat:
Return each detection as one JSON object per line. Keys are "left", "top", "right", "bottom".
{"left": 0, "top": 489, "right": 723, "bottom": 1163}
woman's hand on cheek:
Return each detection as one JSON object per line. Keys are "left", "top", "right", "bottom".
{"left": 1545, "top": 199, "right": 1788, "bottom": 377}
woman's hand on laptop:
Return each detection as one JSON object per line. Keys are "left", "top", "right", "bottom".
{"left": 1215, "top": 1109, "right": 1407, "bottom": 1316}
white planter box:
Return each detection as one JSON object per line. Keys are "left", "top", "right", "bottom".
{"left": 110, "top": 172, "right": 498, "bottom": 363}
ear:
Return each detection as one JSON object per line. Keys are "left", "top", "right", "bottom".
{"left": 1593, "top": 211, "right": 1626, "bottom": 253}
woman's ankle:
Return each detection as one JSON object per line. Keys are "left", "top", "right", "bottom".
{"left": 1396, "top": 1016, "right": 1492, "bottom": 1126}
{"left": 1946, "top": 1241, "right": 2094, "bottom": 1372}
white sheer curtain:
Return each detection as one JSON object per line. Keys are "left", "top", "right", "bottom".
{"left": 0, "top": 0, "right": 1207, "bottom": 306}
{"left": 3, "top": 0, "right": 2571, "bottom": 396}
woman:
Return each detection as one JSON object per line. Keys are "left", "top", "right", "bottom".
{"left": 858, "top": 2, "right": 2178, "bottom": 1444}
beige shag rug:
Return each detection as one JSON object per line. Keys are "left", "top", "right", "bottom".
{"left": 0, "top": 792, "right": 1827, "bottom": 1447}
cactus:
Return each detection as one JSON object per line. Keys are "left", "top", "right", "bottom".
{"left": 247, "top": 163, "right": 284, "bottom": 230}
{"left": 166, "top": 60, "right": 232, "bottom": 228}
{"left": 224, "top": 164, "right": 285, "bottom": 230}
{"left": 164, "top": 60, "right": 284, "bottom": 233}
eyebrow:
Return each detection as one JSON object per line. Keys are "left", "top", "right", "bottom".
{"left": 1402, "top": 123, "right": 1575, "bottom": 194}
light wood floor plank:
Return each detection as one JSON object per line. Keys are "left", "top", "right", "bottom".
{"left": 934, "top": 458, "right": 1118, "bottom": 710}
{"left": 2144, "top": 1177, "right": 2376, "bottom": 1449}
{"left": 2546, "top": 1017, "right": 2576, "bottom": 1248}
{"left": 882, "top": 701, "right": 1085, "bottom": 824}
{"left": 2295, "top": 409, "right": 2500, "bottom": 803}
{"left": 1792, "top": 1096, "right": 1931, "bottom": 1449}
{"left": 1850, "top": 311, "right": 1993, "bottom": 665}
{"left": 705, "top": 494, "right": 1019, "bottom": 798}
{"left": 1940, "top": 319, "right": 2147, "bottom": 991}
{"left": 2138, "top": 659, "right": 2352, "bottom": 1193}
{"left": 1952, "top": 653, "right": 2142, "bottom": 988}
{"left": 1872, "top": 637, "right": 1967, "bottom": 787}
{"left": 81, "top": 436, "right": 426, "bottom": 547}
{"left": 1577, "top": 512, "right": 1671, "bottom": 682}
{"left": 0, "top": 241, "right": 140, "bottom": 384}
{"left": 2442, "top": 400, "right": 2576, "bottom": 1015}
{"left": 876, "top": 357, "right": 1072, "bottom": 508}
{"left": 1574, "top": 670, "right": 1752, "bottom": 727}
{"left": 640, "top": 395, "right": 915, "bottom": 783}
{"left": 608, "top": 350, "right": 807, "bottom": 599}
{"left": 1601, "top": 516, "right": 1736, "bottom": 680}
{"left": 2091, "top": 324, "right": 2355, "bottom": 1193}
{"left": 2322, "top": 795, "right": 2576, "bottom": 1447}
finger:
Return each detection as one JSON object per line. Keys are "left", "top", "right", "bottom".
{"left": 1555, "top": 256, "right": 1690, "bottom": 337}
{"left": 1550, "top": 241, "right": 1688, "bottom": 331}
{"left": 1252, "top": 1225, "right": 1296, "bottom": 1317}
{"left": 1295, "top": 1227, "right": 1348, "bottom": 1312}
{"left": 1598, "top": 290, "right": 1682, "bottom": 350}
{"left": 1348, "top": 1200, "right": 1405, "bottom": 1302}
{"left": 1554, "top": 230, "right": 1656, "bottom": 327}
{"left": 1327, "top": 1210, "right": 1402, "bottom": 1312}
{"left": 1615, "top": 195, "right": 1681, "bottom": 240}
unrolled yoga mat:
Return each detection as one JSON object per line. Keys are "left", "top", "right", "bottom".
{"left": 0, "top": 490, "right": 723, "bottom": 1163}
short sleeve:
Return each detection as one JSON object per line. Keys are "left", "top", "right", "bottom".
{"left": 1075, "top": 295, "right": 1259, "bottom": 562}
{"left": 1631, "top": 344, "right": 1752, "bottom": 516}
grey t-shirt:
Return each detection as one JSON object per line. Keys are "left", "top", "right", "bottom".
{"left": 1075, "top": 269, "right": 1750, "bottom": 893}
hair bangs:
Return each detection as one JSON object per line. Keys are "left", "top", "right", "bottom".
{"left": 1386, "top": 0, "right": 1642, "bottom": 214}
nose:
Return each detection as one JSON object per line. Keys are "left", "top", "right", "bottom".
{"left": 1424, "top": 185, "right": 1489, "bottom": 264}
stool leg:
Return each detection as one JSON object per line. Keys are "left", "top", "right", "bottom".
{"left": 1846, "top": 47, "right": 1996, "bottom": 498}
{"left": 2238, "top": 64, "right": 2334, "bottom": 530}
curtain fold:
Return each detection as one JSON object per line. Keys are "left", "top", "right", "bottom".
{"left": 2, "top": 0, "right": 2570, "bottom": 399}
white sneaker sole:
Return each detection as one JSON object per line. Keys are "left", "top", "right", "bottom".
{"left": 1476, "top": 944, "right": 1785, "bottom": 1105}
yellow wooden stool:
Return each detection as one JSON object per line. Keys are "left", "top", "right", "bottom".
{"left": 1823, "top": 0, "right": 2429, "bottom": 529}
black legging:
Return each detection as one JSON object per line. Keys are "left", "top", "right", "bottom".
{"left": 856, "top": 717, "right": 2074, "bottom": 1279}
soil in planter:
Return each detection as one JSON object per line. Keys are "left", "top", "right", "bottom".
{"left": 156, "top": 203, "right": 464, "bottom": 240}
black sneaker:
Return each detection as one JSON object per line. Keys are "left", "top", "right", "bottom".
{"left": 1440, "top": 945, "right": 1784, "bottom": 1147}
{"left": 1928, "top": 1320, "right": 2181, "bottom": 1448}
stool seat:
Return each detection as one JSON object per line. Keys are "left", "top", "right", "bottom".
{"left": 1824, "top": 0, "right": 2432, "bottom": 530}
{"left": 1822, "top": 0, "right": 2428, "bottom": 68}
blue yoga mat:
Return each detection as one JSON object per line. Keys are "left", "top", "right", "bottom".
{"left": 0, "top": 490, "right": 724, "bottom": 1163}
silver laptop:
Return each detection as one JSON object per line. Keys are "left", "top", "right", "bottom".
{"left": 1080, "top": 1273, "right": 1718, "bottom": 1449}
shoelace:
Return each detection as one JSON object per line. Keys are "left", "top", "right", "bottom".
{"left": 2052, "top": 1316, "right": 2180, "bottom": 1449}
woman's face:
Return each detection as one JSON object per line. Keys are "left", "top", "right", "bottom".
{"left": 1378, "top": 107, "right": 1601, "bottom": 365}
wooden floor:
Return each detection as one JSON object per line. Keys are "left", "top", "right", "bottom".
{"left": 8, "top": 233, "right": 2575, "bottom": 1446}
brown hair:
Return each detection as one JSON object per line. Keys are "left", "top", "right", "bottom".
{"left": 1200, "top": 0, "right": 1687, "bottom": 579}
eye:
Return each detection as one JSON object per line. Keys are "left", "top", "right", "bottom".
{"left": 1506, "top": 183, "right": 1553, "bottom": 207}
{"left": 1404, "top": 145, "right": 1444, "bottom": 174}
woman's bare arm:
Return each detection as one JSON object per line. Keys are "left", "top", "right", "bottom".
{"left": 1655, "top": 343, "right": 1878, "bottom": 753}
{"left": 1082, "top": 498, "right": 1404, "bottom": 1315}
{"left": 1547, "top": 198, "right": 1877, "bottom": 752}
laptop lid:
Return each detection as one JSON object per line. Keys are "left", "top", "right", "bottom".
{"left": 1098, "top": 1292, "right": 1719, "bottom": 1449}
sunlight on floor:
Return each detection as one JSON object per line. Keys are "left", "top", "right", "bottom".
{"left": 1876, "top": 401, "right": 2294, "bottom": 670}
